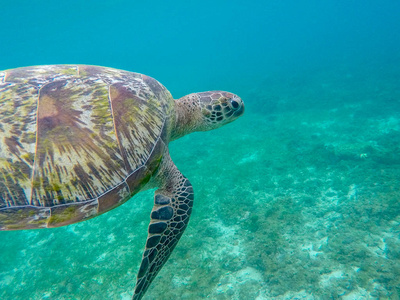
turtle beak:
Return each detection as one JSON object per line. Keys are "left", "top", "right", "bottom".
{"left": 234, "top": 103, "right": 244, "bottom": 117}
{"left": 233, "top": 97, "right": 245, "bottom": 117}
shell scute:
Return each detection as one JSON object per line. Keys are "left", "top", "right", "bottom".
{"left": 47, "top": 200, "right": 98, "bottom": 228}
{"left": 0, "top": 206, "right": 50, "bottom": 230}
{"left": 32, "top": 76, "right": 126, "bottom": 207}
{"left": 97, "top": 182, "right": 130, "bottom": 214}
{"left": 109, "top": 82, "right": 165, "bottom": 174}
{"left": 0, "top": 80, "right": 38, "bottom": 207}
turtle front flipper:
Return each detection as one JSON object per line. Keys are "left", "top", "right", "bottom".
{"left": 132, "top": 153, "right": 194, "bottom": 300}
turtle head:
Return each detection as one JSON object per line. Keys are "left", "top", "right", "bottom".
{"left": 196, "top": 91, "right": 244, "bottom": 130}
{"left": 172, "top": 91, "right": 244, "bottom": 140}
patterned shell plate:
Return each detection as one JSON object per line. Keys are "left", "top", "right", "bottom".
{"left": 0, "top": 65, "right": 174, "bottom": 230}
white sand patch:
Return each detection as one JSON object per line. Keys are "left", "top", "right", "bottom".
{"left": 92, "top": 276, "right": 104, "bottom": 284}
{"left": 238, "top": 151, "right": 259, "bottom": 164}
{"left": 107, "top": 233, "right": 116, "bottom": 243}
{"left": 352, "top": 266, "right": 361, "bottom": 272}
{"left": 212, "top": 267, "right": 264, "bottom": 298}
{"left": 0, "top": 274, "right": 15, "bottom": 286}
{"left": 41, "top": 291, "right": 52, "bottom": 299}
{"left": 236, "top": 266, "right": 263, "bottom": 282}
{"left": 301, "top": 238, "right": 326, "bottom": 259}
{"left": 319, "top": 270, "right": 344, "bottom": 287}
{"left": 347, "top": 184, "right": 358, "bottom": 201}
{"left": 363, "top": 235, "right": 388, "bottom": 258}
{"left": 256, "top": 289, "right": 316, "bottom": 300}
{"left": 323, "top": 187, "right": 339, "bottom": 202}
{"left": 172, "top": 274, "right": 192, "bottom": 287}
{"left": 341, "top": 287, "right": 370, "bottom": 299}
{"left": 95, "top": 252, "right": 107, "bottom": 262}
{"left": 200, "top": 219, "right": 245, "bottom": 260}
{"left": 119, "top": 292, "right": 132, "bottom": 300}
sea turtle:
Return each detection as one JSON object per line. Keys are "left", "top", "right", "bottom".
{"left": 0, "top": 65, "right": 244, "bottom": 299}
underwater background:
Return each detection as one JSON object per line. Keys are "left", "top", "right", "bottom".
{"left": 1, "top": 0, "right": 400, "bottom": 299}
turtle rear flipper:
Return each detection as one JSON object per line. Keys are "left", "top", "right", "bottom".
{"left": 133, "top": 152, "right": 194, "bottom": 300}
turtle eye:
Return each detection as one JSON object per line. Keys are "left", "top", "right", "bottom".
{"left": 230, "top": 99, "right": 240, "bottom": 110}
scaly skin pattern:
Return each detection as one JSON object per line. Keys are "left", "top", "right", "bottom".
{"left": 171, "top": 91, "right": 245, "bottom": 140}
{"left": 132, "top": 149, "right": 194, "bottom": 300}
{"left": 0, "top": 65, "right": 174, "bottom": 230}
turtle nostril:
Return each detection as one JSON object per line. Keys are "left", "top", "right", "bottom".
{"left": 230, "top": 99, "right": 240, "bottom": 110}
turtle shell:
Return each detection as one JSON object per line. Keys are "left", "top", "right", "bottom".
{"left": 0, "top": 65, "right": 174, "bottom": 230}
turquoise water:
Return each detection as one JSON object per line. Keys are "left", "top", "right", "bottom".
{"left": 1, "top": 1, "right": 400, "bottom": 299}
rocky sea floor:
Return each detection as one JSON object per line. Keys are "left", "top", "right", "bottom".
{"left": 0, "top": 68, "right": 399, "bottom": 299}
